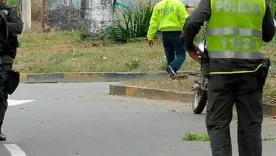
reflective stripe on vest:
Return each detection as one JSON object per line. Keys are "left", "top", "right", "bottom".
{"left": 209, "top": 64, "right": 263, "bottom": 75}
{"left": 208, "top": 51, "right": 264, "bottom": 59}
{"left": 207, "top": 28, "right": 262, "bottom": 38}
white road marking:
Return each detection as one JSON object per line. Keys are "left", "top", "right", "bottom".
{"left": 8, "top": 100, "right": 34, "bottom": 106}
{"left": 4, "top": 144, "right": 26, "bottom": 156}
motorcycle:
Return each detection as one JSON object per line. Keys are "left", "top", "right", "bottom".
{"left": 191, "top": 42, "right": 208, "bottom": 114}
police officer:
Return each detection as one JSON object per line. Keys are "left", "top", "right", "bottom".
{"left": 181, "top": 0, "right": 275, "bottom": 156}
{"left": 0, "top": 0, "right": 23, "bottom": 141}
{"left": 147, "top": 0, "right": 189, "bottom": 77}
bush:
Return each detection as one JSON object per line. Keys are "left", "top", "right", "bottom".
{"left": 124, "top": 58, "right": 140, "bottom": 71}
{"left": 6, "top": 0, "right": 18, "bottom": 6}
{"left": 103, "top": 1, "right": 154, "bottom": 42}
{"left": 270, "top": 0, "right": 276, "bottom": 18}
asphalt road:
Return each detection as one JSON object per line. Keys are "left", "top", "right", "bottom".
{"left": 0, "top": 82, "right": 275, "bottom": 156}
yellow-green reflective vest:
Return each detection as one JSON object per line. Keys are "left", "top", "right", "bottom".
{"left": 206, "top": 0, "right": 266, "bottom": 75}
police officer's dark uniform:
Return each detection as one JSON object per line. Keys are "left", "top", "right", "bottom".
{"left": 181, "top": 0, "right": 275, "bottom": 156}
{"left": 0, "top": 0, "right": 23, "bottom": 141}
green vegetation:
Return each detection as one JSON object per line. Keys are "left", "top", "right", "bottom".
{"left": 83, "top": 1, "right": 155, "bottom": 42}
{"left": 270, "top": 0, "right": 276, "bottom": 17}
{"left": 263, "top": 137, "right": 276, "bottom": 141}
{"left": 15, "top": 25, "right": 199, "bottom": 73}
{"left": 104, "top": 2, "right": 154, "bottom": 42}
{"left": 182, "top": 133, "right": 210, "bottom": 142}
{"left": 182, "top": 133, "right": 276, "bottom": 142}
{"left": 6, "top": 0, "right": 19, "bottom": 6}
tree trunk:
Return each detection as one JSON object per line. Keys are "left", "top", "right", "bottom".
{"left": 85, "top": 0, "right": 114, "bottom": 35}
{"left": 41, "top": 0, "right": 46, "bottom": 31}
{"left": 81, "top": 0, "right": 86, "bottom": 19}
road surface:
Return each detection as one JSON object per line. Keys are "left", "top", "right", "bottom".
{"left": 0, "top": 82, "right": 275, "bottom": 156}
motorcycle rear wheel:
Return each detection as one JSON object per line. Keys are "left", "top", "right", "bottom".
{"left": 192, "top": 88, "right": 207, "bottom": 114}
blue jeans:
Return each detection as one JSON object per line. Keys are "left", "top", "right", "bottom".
{"left": 162, "top": 31, "right": 186, "bottom": 72}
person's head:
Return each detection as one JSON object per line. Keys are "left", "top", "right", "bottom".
{"left": 0, "top": 0, "right": 5, "bottom": 4}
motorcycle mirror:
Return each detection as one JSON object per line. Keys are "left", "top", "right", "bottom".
{"left": 198, "top": 42, "right": 205, "bottom": 53}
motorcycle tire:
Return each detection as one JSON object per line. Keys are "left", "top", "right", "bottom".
{"left": 192, "top": 88, "right": 207, "bottom": 114}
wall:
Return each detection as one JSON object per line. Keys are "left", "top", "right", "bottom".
{"left": 47, "top": 0, "right": 81, "bottom": 9}
{"left": 45, "top": 0, "right": 199, "bottom": 33}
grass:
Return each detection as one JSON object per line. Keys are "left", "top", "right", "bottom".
{"left": 14, "top": 25, "right": 199, "bottom": 73}
{"left": 15, "top": 23, "right": 276, "bottom": 74}
{"left": 262, "top": 137, "right": 276, "bottom": 141}
{"left": 182, "top": 133, "right": 276, "bottom": 142}
{"left": 14, "top": 23, "right": 275, "bottom": 74}
{"left": 182, "top": 133, "right": 210, "bottom": 142}
{"left": 264, "top": 75, "right": 276, "bottom": 105}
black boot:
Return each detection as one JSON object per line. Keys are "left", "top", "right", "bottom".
{"left": 0, "top": 130, "right": 6, "bottom": 141}
{"left": 0, "top": 120, "right": 6, "bottom": 141}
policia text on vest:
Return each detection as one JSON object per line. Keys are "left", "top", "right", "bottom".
{"left": 215, "top": 1, "right": 261, "bottom": 14}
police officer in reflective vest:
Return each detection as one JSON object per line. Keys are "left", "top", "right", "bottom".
{"left": 0, "top": 0, "right": 23, "bottom": 141}
{"left": 181, "top": 0, "right": 275, "bottom": 155}
{"left": 147, "top": 0, "right": 189, "bottom": 77}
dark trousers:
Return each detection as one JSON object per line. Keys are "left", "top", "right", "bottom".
{"left": 0, "top": 64, "right": 11, "bottom": 130}
{"left": 161, "top": 31, "right": 186, "bottom": 72}
{"left": 206, "top": 74, "right": 263, "bottom": 156}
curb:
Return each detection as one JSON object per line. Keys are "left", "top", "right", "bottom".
{"left": 109, "top": 84, "right": 194, "bottom": 103}
{"left": 19, "top": 71, "right": 200, "bottom": 83}
{"left": 109, "top": 84, "right": 276, "bottom": 116}
{"left": 17, "top": 67, "right": 276, "bottom": 83}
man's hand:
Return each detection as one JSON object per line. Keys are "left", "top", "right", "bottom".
{"left": 0, "top": 10, "right": 7, "bottom": 21}
{"left": 194, "top": 34, "right": 199, "bottom": 41}
{"left": 188, "top": 46, "right": 202, "bottom": 63}
{"left": 148, "top": 40, "right": 153, "bottom": 47}
{"left": 188, "top": 7, "right": 194, "bottom": 15}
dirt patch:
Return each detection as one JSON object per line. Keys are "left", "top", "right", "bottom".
{"left": 122, "top": 76, "right": 197, "bottom": 93}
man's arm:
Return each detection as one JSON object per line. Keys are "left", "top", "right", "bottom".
{"left": 181, "top": 0, "right": 211, "bottom": 52}
{"left": 178, "top": 2, "right": 189, "bottom": 27}
{"left": 262, "top": 0, "right": 275, "bottom": 42}
{"left": 7, "top": 8, "right": 23, "bottom": 35}
{"left": 147, "top": 5, "right": 159, "bottom": 40}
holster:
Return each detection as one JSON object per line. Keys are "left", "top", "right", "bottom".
{"left": 254, "top": 58, "right": 271, "bottom": 88}
{"left": 201, "top": 48, "right": 210, "bottom": 78}
{"left": 3, "top": 70, "right": 20, "bottom": 95}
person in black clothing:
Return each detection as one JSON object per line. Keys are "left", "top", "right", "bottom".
{"left": 0, "top": 0, "right": 23, "bottom": 141}
{"left": 181, "top": 0, "right": 275, "bottom": 156}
